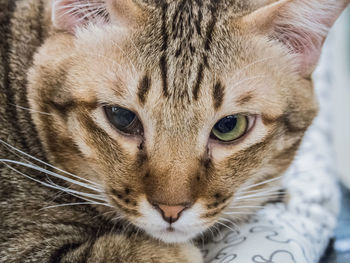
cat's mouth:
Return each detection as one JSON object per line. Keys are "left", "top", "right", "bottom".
{"left": 135, "top": 220, "right": 208, "bottom": 243}
{"left": 132, "top": 199, "right": 210, "bottom": 243}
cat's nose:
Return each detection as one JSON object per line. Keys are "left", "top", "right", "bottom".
{"left": 152, "top": 203, "right": 188, "bottom": 224}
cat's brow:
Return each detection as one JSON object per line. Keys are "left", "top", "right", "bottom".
{"left": 48, "top": 100, "right": 98, "bottom": 115}
{"left": 236, "top": 91, "right": 254, "bottom": 106}
{"left": 137, "top": 74, "right": 151, "bottom": 105}
{"left": 212, "top": 81, "right": 225, "bottom": 110}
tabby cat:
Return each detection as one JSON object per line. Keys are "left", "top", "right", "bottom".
{"left": 0, "top": 0, "right": 349, "bottom": 262}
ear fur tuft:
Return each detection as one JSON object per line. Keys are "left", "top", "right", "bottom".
{"left": 52, "top": 0, "right": 109, "bottom": 33}
{"left": 242, "top": 0, "right": 350, "bottom": 76}
{"left": 52, "top": 0, "right": 146, "bottom": 33}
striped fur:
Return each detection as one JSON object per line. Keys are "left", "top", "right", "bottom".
{"left": 1, "top": 0, "right": 348, "bottom": 261}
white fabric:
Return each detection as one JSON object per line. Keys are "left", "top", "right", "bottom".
{"left": 202, "top": 38, "right": 340, "bottom": 263}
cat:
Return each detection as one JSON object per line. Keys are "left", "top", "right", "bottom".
{"left": 1, "top": 0, "right": 349, "bottom": 262}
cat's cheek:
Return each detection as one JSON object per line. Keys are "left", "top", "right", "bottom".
{"left": 66, "top": 116, "right": 98, "bottom": 160}
{"left": 208, "top": 117, "right": 270, "bottom": 162}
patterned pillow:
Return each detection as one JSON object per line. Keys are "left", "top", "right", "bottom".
{"left": 202, "top": 28, "right": 339, "bottom": 263}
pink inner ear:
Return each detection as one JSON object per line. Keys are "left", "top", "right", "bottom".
{"left": 271, "top": 0, "right": 349, "bottom": 76}
{"left": 273, "top": 23, "right": 324, "bottom": 75}
{"left": 52, "top": 0, "right": 85, "bottom": 32}
{"left": 52, "top": 0, "right": 108, "bottom": 33}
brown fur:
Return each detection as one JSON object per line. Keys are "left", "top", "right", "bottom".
{"left": 1, "top": 0, "right": 348, "bottom": 261}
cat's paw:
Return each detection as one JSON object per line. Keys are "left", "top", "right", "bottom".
{"left": 137, "top": 238, "right": 203, "bottom": 263}
{"left": 90, "top": 234, "right": 203, "bottom": 263}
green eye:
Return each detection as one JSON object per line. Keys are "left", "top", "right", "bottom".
{"left": 104, "top": 106, "right": 143, "bottom": 135}
{"left": 212, "top": 115, "right": 248, "bottom": 142}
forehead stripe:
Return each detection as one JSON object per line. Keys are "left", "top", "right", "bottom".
{"left": 193, "top": 62, "right": 204, "bottom": 100}
{"left": 160, "top": 55, "right": 168, "bottom": 97}
{"left": 212, "top": 81, "right": 224, "bottom": 110}
{"left": 204, "top": 2, "right": 219, "bottom": 51}
{"left": 137, "top": 74, "right": 151, "bottom": 105}
{"left": 193, "top": 0, "right": 220, "bottom": 101}
{"left": 160, "top": 1, "right": 169, "bottom": 97}
{"left": 236, "top": 91, "right": 254, "bottom": 106}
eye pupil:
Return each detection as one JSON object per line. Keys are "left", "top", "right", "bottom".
{"left": 104, "top": 106, "right": 143, "bottom": 135}
{"left": 211, "top": 115, "right": 248, "bottom": 142}
{"left": 111, "top": 107, "right": 136, "bottom": 127}
{"left": 215, "top": 116, "right": 237, "bottom": 133}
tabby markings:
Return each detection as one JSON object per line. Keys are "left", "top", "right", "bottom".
{"left": 236, "top": 92, "right": 253, "bottom": 106}
{"left": 159, "top": 55, "right": 168, "bottom": 97}
{"left": 212, "top": 81, "right": 224, "bottom": 110}
{"left": 193, "top": 0, "right": 220, "bottom": 100}
{"left": 193, "top": 63, "right": 204, "bottom": 100}
{"left": 2, "top": 0, "right": 30, "bottom": 150}
{"left": 137, "top": 74, "right": 151, "bottom": 105}
{"left": 160, "top": 1, "right": 169, "bottom": 97}
{"left": 158, "top": 0, "right": 221, "bottom": 101}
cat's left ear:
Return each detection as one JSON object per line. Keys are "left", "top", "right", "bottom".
{"left": 52, "top": 0, "right": 146, "bottom": 33}
{"left": 240, "top": 0, "right": 350, "bottom": 76}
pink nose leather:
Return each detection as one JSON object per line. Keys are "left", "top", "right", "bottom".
{"left": 156, "top": 204, "right": 186, "bottom": 223}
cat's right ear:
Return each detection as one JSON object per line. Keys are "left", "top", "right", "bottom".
{"left": 239, "top": 0, "right": 350, "bottom": 77}
{"left": 52, "top": 0, "right": 146, "bottom": 33}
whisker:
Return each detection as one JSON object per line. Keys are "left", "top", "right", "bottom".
{"left": 44, "top": 176, "right": 100, "bottom": 204}
{"left": 44, "top": 176, "right": 110, "bottom": 204}
{"left": 133, "top": 225, "right": 142, "bottom": 239}
{"left": 240, "top": 175, "right": 282, "bottom": 191}
{"left": 233, "top": 194, "right": 284, "bottom": 202}
{"left": 40, "top": 201, "right": 110, "bottom": 210}
{"left": 91, "top": 210, "right": 118, "bottom": 221}
{"left": 121, "top": 221, "right": 133, "bottom": 235}
{"left": 238, "top": 186, "right": 284, "bottom": 195}
{"left": 1, "top": 161, "right": 106, "bottom": 202}
{"left": 216, "top": 221, "right": 236, "bottom": 232}
{"left": 9, "top": 103, "right": 53, "bottom": 115}
{"left": 77, "top": 8, "right": 107, "bottom": 23}
{"left": 223, "top": 211, "right": 256, "bottom": 215}
{"left": 235, "top": 191, "right": 284, "bottom": 200}
{"left": 211, "top": 224, "right": 224, "bottom": 240}
{"left": 0, "top": 140, "right": 100, "bottom": 186}
{"left": 206, "top": 224, "right": 216, "bottom": 240}
{"left": 218, "top": 217, "right": 240, "bottom": 230}
{"left": 0, "top": 159, "right": 102, "bottom": 193}
{"left": 1, "top": 146, "right": 104, "bottom": 201}
{"left": 56, "top": 2, "right": 105, "bottom": 17}
{"left": 111, "top": 215, "right": 125, "bottom": 222}
{"left": 228, "top": 205, "right": 265, "bottom": 209}
{"left": 2, "top": 143, "right": 36, "bottom": 166}
{"left": 198, "top": 231, "right": 205, "bottom": 249}
{"left": 56, "top": 1, "right": 104, "bottom": 10}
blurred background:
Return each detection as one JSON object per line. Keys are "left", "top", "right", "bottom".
{"left": 333, "top": 6, "right": 350, "bottom": 190}
{"left": 321, "top": 6, "right": 350, "bottom": 263}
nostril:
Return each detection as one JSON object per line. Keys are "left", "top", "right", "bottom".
{"left": 151, "top": 203, "right": 189, "bottom": 224}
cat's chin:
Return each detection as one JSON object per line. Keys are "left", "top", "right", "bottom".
{"left": 144, "top": 226, "right": 201, "bottom": 244}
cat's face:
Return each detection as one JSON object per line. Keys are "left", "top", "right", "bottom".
{"left": 27, "top": 0, "right": 348, "bottom": 243}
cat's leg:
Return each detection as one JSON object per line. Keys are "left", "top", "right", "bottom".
{"left": 1, "top": 223, "right": 202, "bottom": 263}
{"left": 88, "top": 234, "right": 202, "bottom": 263}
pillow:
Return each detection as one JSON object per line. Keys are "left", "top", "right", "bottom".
{"left": 202, "top": 29, "right": 339, "bottom": 263}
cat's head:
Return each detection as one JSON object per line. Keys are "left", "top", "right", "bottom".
{"left": 27, "top": 0, "right": 349, "bottom": 243}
